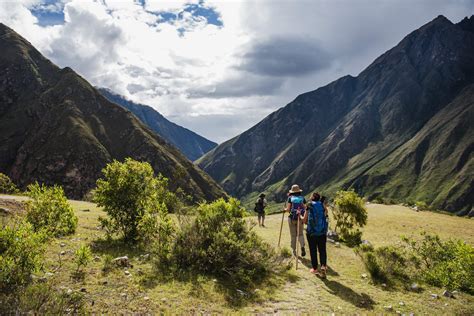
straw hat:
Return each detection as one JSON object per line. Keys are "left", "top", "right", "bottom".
{"left": 259, "top": 193, "right": 266, "bottom": 198}
{"left": 288, "top": 184, "right": 302, "bottom": 194}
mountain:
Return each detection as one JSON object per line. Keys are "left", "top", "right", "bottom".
{"left": 0, "top": 23, "right": 226, "bottom": 201}
{"left": 97, "top": 88, "right": 216, "bottom": 161}
{"left": 198, "top": 15, "right": 474, "bottom": 214}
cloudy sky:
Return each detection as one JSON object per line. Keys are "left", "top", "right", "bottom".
{"left": 1, "top": 0, "right": 473, "bottom": 143}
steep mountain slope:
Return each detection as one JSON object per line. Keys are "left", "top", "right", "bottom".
{"left": 198, "top": 15, "right": 474, "bottom": 213}
{"left": 0, "top": 23, "right": 225, "bottom": 201}
{"left": 97, "top": 88, "right": 216, "bottom": 161}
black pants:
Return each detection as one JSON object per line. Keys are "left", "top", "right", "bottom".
{"left": 306, "top": 233, "right": 327, "bottom": 269}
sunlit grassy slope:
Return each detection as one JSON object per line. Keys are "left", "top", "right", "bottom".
{"left": 4, "top": 196, "right": 473, "bottom": 314}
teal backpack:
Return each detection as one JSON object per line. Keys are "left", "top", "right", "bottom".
{"left": 289, "top": 196, "right": 305, "bottom": 220}
{"left": 307, "top": 201, "right": 328, "bottom": 236}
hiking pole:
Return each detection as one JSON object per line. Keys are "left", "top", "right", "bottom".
{"left": 295, "top": 209, "right": 300, "bottom": 270}
{"left": 277, "top": 204, "right": 285, "bottom": 248}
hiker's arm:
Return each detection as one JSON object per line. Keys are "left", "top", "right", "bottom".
{"left": 303, "top": 209, "right": 308, "bottom": 224}
{"left": 285, "top": 201, "right": 291, "bottom": 212}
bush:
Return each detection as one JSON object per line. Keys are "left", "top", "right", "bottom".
{"left": 357, "top": 233, "right": 474, "bottom": 293}
{"left": 25, "top": 183, "right": 77, "bottom": 237}
{"left": 0, "top": 220, "right": 46, "bottom": 293}
{"left": 414, "top": 201, "right": 429, "bottom": 211}
{"left": 162, "top": 198, "right": 286, "bottom": 290}
{"left": 74, "top": 245, "right": 92, "bottom": 273}
{"left": 405, "top": 233, "right": 474, "bottom": 293}
{"left": 1, "top": 282, "right": 85, "bottom": 315}
{"left": 0, "top": 173, "right": 18, "bottom": 194}
{"left": 333, "top": 190, "right": 367, "bottom": 247}
{"left": 93, "top": 158, "right": 178, "bottom": 242}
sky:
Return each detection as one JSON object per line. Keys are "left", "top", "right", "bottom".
{"left": 0, "top": 0, "right": 473, "bottom": 143}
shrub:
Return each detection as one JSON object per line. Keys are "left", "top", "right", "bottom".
{"left": 93, "top": 158, "right": 178, "bottom": 242}
{"left": 357, "top": 245, "right": 411, "bottom": 285}
{"left": 0, "top": 173, "right": 18, "bottom": 194}
{"left": 25, "top": 183, "right": 77, "bottom": 237}
{"left": 333, "top": 190, "right": 367, "bottom": 247}
{"left": 1, "top": 282, "right": 85, "bottom": 315}
{"left": 414, "top": 201, "right": 429, "bottom": 211}
{"left": 168, "top": 198, "right": 285, "bottom": 290}
{"left": 404, "top": 233, "right": 474, "bottom": 293}
{"left": 0, "top": 220, "right": 46, "bottom": 293}
{"left": 74, "top": 245, "right": 92, "bottom": 273}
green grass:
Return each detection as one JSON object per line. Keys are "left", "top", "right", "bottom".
{"left": 3, "top": 196, "right": 474, "bottom": 314}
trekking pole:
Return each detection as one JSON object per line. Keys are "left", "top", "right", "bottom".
{"left": 295, "top": 209, "right": 300, "bottom": 270}
{"left": 277, "top": 202, "right": 286, "bottom": 248}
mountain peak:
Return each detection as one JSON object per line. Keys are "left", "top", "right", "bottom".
{"left": 457, "top": 15, "right": 474, "bottom": 33}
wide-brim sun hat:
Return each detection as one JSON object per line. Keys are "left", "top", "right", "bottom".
{"left": 259, "top": 193, "right": 266, "bottom": 197}
{"left": 288, "top": 184, "right": 302, "bottom": 194}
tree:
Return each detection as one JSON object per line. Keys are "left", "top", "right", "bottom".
{"left": 93, "top": 158, "right": 176, "bottom": 242}
{"left": 332, "top": 189, "right": 368, "bottom": 246}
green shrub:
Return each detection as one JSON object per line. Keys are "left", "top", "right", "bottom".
{"left": 74, "top": 245, "right": 92, "bottom": 273}
{"left": 166, "top": 198, "right": 286, "bottom": 290}
{"left": 333, "top": 190, "right": 367, "bottom": 247}
{"left": 25, "top": 183, "right": 77, "bottom": 237}
{"left": 405, "top": 233, "right": 474, "bottom": 293}
{"left": 357, "top": 245, "right": 411, "bottom": 285}
{"left": 0, "top": 173, "right": 18, "bottom": 194}
{"left": 1, "top": 282, "right": 85, "bottom": 315}
{"left": 0, "top": 220, "right": 46, "bottom": 293}
{"left": 101, "top": 254, "right": 114, "bottom": 274}
{"left": 93, "top": 158, "right": 178, "bottom": 242}
{"left": 414, "top": 201, "right": 429, "bottom": 211}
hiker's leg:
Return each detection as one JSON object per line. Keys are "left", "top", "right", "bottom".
{"left": 261, "top": 213, "right": 265, "bottom": 226}
{"left": 257, "top": 213, "right": 262, "bottom": 226}
{"left": 288, "top": 218, "right": 297, "bottom": 253}
{"left": 319, "top": 235, "right": 327, "bottom": 267}
{"left": 306, "top": 233, "right": 318, "bottom": 269}
{"left": 298, "top": 218, "right": 305, "bottom": 248}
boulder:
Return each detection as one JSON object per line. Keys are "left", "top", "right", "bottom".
{"left": 442, "top": 290, "right": 455, "bottom": 298}
{"left": 113, "top": 256, "right": 131, "bottom": 267}
{"left": 327, "top": 230, "right": 339, "bottom": 241}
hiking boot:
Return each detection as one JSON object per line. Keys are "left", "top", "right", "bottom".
{"left": 320, "top": 266, "right": 327, "bottom": 278}
{"left": 301, "top": 247, "right": 306, "bottom": 257}
{"left": 262, "top": 224, "right": 266, "bottom": 227}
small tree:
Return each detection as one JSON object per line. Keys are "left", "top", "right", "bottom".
{"left": 332, "top": 189, "right": 368, "bottom": 246}
{"left": 74, "top": 245, "right": 92, "bottom": 274}
{"left": 25, "top": 183, "right": 77, "bottom": 237}
{"left": 93, "top": 158, "right": 176, "bottom": 242}
{"left": 0, "top": 173, "right": 19, "bottom": 194}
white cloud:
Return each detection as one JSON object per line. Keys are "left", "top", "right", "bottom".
{"left": 0, "top": 0, "right": 473, "bottom": 143}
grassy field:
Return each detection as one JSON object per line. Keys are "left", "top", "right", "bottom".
{"left": 2, "top": 196, "right": 473, "bottom": 314}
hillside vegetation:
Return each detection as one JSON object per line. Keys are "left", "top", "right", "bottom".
{"left": 1, "top": 194, "right": 472, "bottom": 314}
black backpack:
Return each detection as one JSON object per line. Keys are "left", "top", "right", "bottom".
{"left": 254, "top": 198, "right": 264, "bottom": 212}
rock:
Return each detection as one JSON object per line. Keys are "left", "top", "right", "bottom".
{"left": 81, "top": 209, "right": 90, "bottom": 212}
{"left": 396, "top": 311, "right": 402, "bottom": 315}
{"left": 140, "top": 254, "right": 150, "bottom": 261}
{"left": 444, "top": 303, "right": 449, "bottom": 306}
{"left": 410, "top": 283, "right": 420, "bottom": 292}
{"left": 80, "top": 287, "right": 87, "bottom": 293}
{"left": 327, "top": 238, "right": 336, "bottom": 244}
{"left": 431, "top": 293, "right": 439, "bottom": 299}
{"left": 399, "top": 301, "right": 405, "bottom": 306}
{"left": 161, "top": 298, "right": 167, "bottom": 302}
{"left": 45, "top": 272, "right": 54, "bottom": 277}
{"left": 467, "top": 209, "right": 474, "bottom": 217}
{"left": 361, "top": 273, "right": 368, "bottom": 279}
{"left": 120, "top": 293, "right": 127, "bottom": 299}
{"left": 94, "top": 256, "right": 101, "bottom": 262}
{"left": 144, "top": 296, "right": 150, "bottom": 301}
{"left": 384, "top": 305, "right": 393, "bottom": 311}
{"left": 124, "top": 270, "right": 131, "bottom": 276}
{"left": 101, "top": 280, "right": 108, "bottom": 285}
{"left": 361, "top": 240, "right": 372, "bottom": 246}
{"left": 60, "top": 242, "right": 66, "bottom": 247}
{"left": 0, "top": 207, "right": 11, "bottom": 214}
{"left": 60, "top": 251, "right": 66, "bottom": 256}
{"left": 327, "top": 230, "right": 339, "bottom": 241}
{"left": 443, "top": 290, "right": 455, "bottom": 298}
{"left": 66, "top": 289, "right": 73, "bottom": 295}
{"left": 381, "top": 283, "right": 387, "bottom": 288}
{"left": 113, "top": 256, "right": 131, "bottom": 267}
{"left": 335, "top": 242, "right": 341, "bottom": 248}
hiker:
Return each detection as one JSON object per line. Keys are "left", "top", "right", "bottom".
{"left": 303, "top": 192, "right": 329, "bottom": 277}
{"left": 320, "top": 195, "right": 329, "bottom": 217}
{"left": 285, "top": 184, "right": 306, "bottom": 257}
{"left": 254, "top": 193, "right": 267, "bottom": 227}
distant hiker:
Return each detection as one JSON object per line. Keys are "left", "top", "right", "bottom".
{"left": 304, "top": 192, "right": 329, "bottom": 277}
{"left": 285, "top": 184, "right": 306, "bottom": 257}
{"left": 254, "top": 193, "right": 267, "bottom": 227}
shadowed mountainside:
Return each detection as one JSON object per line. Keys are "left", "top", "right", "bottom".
{"left": 198, "top": 15, "right": 474, "bottom": 214}
{"left": 0, "top": 23, "right": 226, "bottom": 201}
{"left": 97, "top": 88, "right": 216, "bottom": 161}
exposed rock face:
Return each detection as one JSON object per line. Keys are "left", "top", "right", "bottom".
{"left": 198, "top": 15, "right": 474, "bottom": 213}
{"left": 97, "top": 88, "right": 217, "bottom": 161}
{"left": 0, "top": 23, "right": 226, "bottom": 201}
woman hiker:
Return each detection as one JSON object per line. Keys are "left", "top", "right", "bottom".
{"left": 285, "top": 184, "right": 306, "bottom": 257}
{"left": 303, "top": 192, "right": 329, "bottom": 277}
{"left": 255, "top": 193, "right": 267, "bottom": 227}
